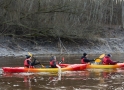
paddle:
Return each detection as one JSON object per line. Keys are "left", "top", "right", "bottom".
{"left": 58, "top": 57, "right": 64, "bottom": 64}
{"left": 95, "top": 54, "right": 105, "bottom": 63}
{"left": 28, "top": 52, "right": 45, "bottom": 68}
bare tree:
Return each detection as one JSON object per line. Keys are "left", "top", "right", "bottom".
{"left": 0, "top": 0, "right": 123, "bottom": 39}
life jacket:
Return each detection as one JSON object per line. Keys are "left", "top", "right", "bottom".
{"left": 81, "top": 58, "right": 86, "bottom": 64}
{"left": 24, "top": 59, "right": 33, "bottom": 68}
{"left": 50, "top": 60, "right": 55, "bottom": 65}
{"left": 102, "top": 56, "right": 111, "bottom": 65}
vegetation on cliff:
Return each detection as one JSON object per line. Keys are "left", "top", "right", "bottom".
{"left": 0, "top": 0, "right": 124, "bottom": 47}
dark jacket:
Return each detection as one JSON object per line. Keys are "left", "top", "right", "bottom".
{"left": 81, "top": 56, "right": 94, "bottom": 64}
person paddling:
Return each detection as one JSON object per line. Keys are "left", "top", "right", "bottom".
{"left": 102, "top": 54, "right": 119, "bottom": 65}
{"left": 50, "top": 56, "right": 58, "bottom": 68}
{"left": 24, "top": 55, "right": 40, "bottom": 68}
{"left": 81, "top": 53, "right": 95, "bottom": 64}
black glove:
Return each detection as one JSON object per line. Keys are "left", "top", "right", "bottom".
{"left": 91, "top": 59, "right": 95, "bottom": 62}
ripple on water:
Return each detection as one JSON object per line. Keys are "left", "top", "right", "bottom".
{"left": 0, "top": 68, "right": 3, "bottom": 75}
{"left": 13, "top": 84, "right": 19, "bottom": 87}
{"left": 98, "top": 83, "right": 108, "bottom": 87}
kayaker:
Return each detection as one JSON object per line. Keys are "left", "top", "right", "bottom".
{"left": 24, "top": 55, "right": 40, "bottom": 68}
{"left": 102, "top": 54, "right": 119, "bottom": 65}
{"left": 81, "top": 53, "right": 95, "bottom": 64}
{"left": 50, "top": 56, "right": 57, "bottom": 68}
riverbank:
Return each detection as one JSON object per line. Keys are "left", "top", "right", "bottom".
{"left": 0, "top": 36, "right": 124, "bottom": 57}
{"left": 1, "top": 0, "right": 124, "bottom": 57}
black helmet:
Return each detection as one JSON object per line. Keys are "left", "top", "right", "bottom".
{"left": 26, "top": 55, "right": 31, "bottom": 59}
{"left": 107, "top": 54, "right": 111, "bottom": 57}
{"left": 83, "top": 53, "right": 87, "bottom": 56}
{"left": 51, "top": 56, "right": 56, "bottom": 60}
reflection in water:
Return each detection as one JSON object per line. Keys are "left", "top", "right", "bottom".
{"left": 1, "top": 69, "right": 124, "bottom": 90}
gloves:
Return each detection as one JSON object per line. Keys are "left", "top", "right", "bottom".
{"left": 91, "top": 59, "right": 95, "bottom": 62}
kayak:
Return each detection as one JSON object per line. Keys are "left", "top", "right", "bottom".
{"left": 87, "top": 63, "right": 124, "bottom": 69}
{"left": 2, "top": 63, "right": 124, "bottom": 73}
{"left": 59, "top": 63, "right": 124, "bottom": 69}
{"left": 3, "top": 69, "right": 119, "bottom": 78}
{"left": 2, "top": 64, "right": 87, "bottom": 73}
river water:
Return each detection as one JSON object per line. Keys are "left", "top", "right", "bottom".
{"left": 0, "top": 54, "right": 124, "bottom": 90}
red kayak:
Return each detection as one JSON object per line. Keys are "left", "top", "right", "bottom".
{"left": 2, "top": 64, "right": 87, "bottom": 73}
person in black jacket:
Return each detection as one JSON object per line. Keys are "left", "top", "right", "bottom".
{"left": 81, "top": 53, "right": 94, "bottom": 64}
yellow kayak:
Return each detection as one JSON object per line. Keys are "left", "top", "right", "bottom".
{"left": 60, "top": 63, "right": 124, "bottom": 69}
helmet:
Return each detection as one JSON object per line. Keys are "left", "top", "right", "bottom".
{"left": 83, "top": 53, "right": 87, "bottom": 56}
{"left": 26, "top": 55, "right": 31, "bottom": 59}
{"left": 53, "top": 56, "right": 56, "bottom": 60}
{"left": 107, "top": 54, "right": 112, "bottom": 57}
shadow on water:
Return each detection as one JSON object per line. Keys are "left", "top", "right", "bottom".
{"left": 0, "top": 54, "right": 124, "bottom": 90}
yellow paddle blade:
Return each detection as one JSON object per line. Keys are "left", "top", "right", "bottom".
{"left": 95, "top": 59, "right": 101, "bottom": 63}
{"left": 41, "top": 65, "right": 45, "bottom": 68}
{"left": 95, "top": 54, "right": 105, "bottom": 63}
{"left": 99, "top": 54, "right": 105, "bottom": 59}
{"left": 28, "top": 52, "right": 33, "bottom": 57}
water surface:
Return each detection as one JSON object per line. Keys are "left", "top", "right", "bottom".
{"left": 0, "top": 54, "right": 124, "bottom": 90}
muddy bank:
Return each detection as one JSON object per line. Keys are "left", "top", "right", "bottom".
{"left": 0, "top": 36, "right": 124, "bottom": 56}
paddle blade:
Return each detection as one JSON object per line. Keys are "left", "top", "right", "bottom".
{"left": 28, "top": 52, "right": 33, "bottom": 57}
{"left": 95, "top": 59, "right": 101, "bottom": 63}
{"left": 94, "top": 54, "right": 105, "bottom": 63}
{"left": 41, "top": 65, "right": 45, "bottom": 68}
{"left": 99, "top": 54, "right": 105, "bottom": 59}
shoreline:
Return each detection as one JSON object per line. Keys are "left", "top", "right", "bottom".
{"left": 0, "top": 46, "right": 123, "bottom": 57}
{"left": 1, "top": 37, "right": 124, "bottom": 57}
